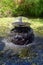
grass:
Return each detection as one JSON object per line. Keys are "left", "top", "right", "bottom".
{"left": 0, "top": 17, "right": 43, "bottom": 37}
{"left": 0, "top": 0, "right": 15, "bottom": 17}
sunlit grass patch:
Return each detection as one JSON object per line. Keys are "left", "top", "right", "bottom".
{"left": 0, "top": 17, "right": 43, "bottom": 37}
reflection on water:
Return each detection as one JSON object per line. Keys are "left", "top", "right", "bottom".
{"left": 0, "top": 36, "right": 43, "bottom": 65}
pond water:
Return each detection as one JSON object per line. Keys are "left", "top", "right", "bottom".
{"left": 0, "top": 36, "right": 43, "bottom": 65}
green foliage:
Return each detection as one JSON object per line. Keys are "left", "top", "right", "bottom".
{"left": 0, "top": 0, "right": 43, "bottom": 17}
{"left": 13, "top": 0, "right": 43, "bottom": 17}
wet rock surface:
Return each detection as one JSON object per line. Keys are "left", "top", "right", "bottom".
{"left": 9, "top": 27, "right": 34, "bottom": 45}
{"left": 8, "top": 20, "right": 34, "bottom": 45}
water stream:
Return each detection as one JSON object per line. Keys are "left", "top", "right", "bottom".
{"left": 0, "top": 36, "right": 43, "bottom": 65}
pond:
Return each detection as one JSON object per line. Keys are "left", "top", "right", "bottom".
{"left": 0, "top": 36, "right": 43, "bottom": 65}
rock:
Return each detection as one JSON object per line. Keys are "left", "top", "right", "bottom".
{"left": 8, "top": 17, "right": 34, "bottom": 45}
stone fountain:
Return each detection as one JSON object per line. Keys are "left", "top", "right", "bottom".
{"left": 2, "top": 17, "right": 34, "bottom": 56}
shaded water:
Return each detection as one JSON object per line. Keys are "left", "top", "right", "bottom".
{"left": 0, "top": 36, "right": 43, "bottom": 65}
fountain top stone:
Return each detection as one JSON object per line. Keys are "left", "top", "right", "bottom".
{"left": 12, "top": 17, "right": 30, "bottom": 27}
